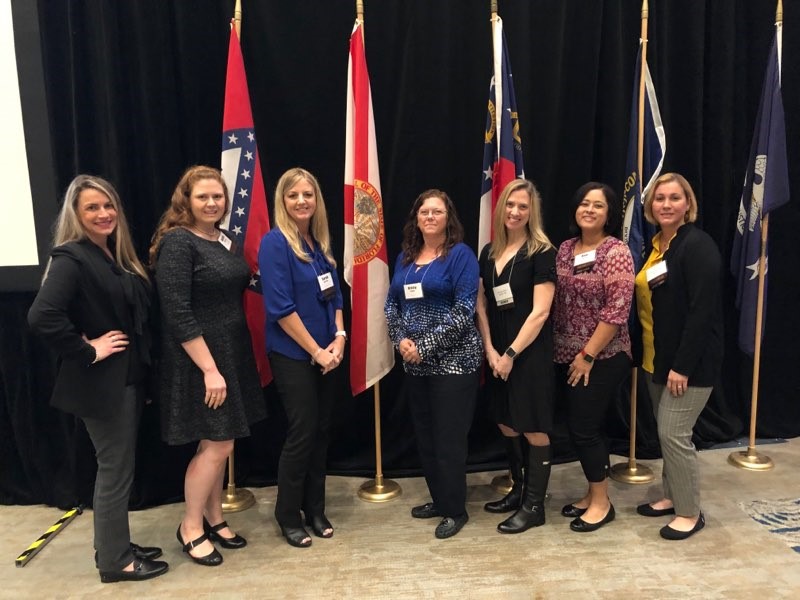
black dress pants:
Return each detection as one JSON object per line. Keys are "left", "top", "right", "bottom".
{"left": 562, "top": 352, "right": 630, "bottom": 482}
{"left": 270, "top": 352, "right": 338, "bottom": 528}
{"left": 81, "top": 385, "right": 141, "bottom": 571}
{"left": 405, "top": 370, "right": 479, "bottom": 517}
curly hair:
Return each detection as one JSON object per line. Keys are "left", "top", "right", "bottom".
{"left": 400, "top": 189, "right": 464, "bottom": 266}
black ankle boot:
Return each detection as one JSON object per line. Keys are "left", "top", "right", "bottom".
{"left": 497, "top": 443, "right": 551, "bottom": 534}
{"left": 484, "top": 436, "right": 525, "bottom": 514}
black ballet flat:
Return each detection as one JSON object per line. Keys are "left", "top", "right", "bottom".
{"left": 176, "top": 526, "right": 223, "bottom": 566}
{"left": 659, "top": 513, "right": 705, "bottom": 540}
{"left": 569, "top": 504, "right": 616, "bottom": 532}
{"left": 636, "top": 503, "right": 676, "bottom": 518}
{"left": 280, "top": 525, "right": 312, "bottom": 548}
{"left": 99, "top": 557, "right": 169, "bottom": 583}
{"left": 305, "top": 514, "right": 334, "bottom": 538}
{"left": 561, "top": 503, "right": 588, "bottom": 518}
{"left": 203, "top": 517, "right": 247, "bottom": 549}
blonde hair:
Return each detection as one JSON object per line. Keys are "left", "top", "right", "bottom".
{"left": 489, "top": 179, "right": 553, "bottom": 259}
{"left": 149, "top": 165, "right": 230, "bottom": 265}
{"left": 644, "top": 172, "right": 699, "bottom": 225}
{"left": 273, "top": 167, "right": 336, "bottom": 266}
{"left": 47, "top": 175, "right": 148, "bottom": 281}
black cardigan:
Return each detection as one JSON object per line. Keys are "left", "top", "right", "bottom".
{"left": 27, "top": 240, "right": 151, "bottom": 418}
{"left": 650, "top": 223, "right": 723, "bottom": 386}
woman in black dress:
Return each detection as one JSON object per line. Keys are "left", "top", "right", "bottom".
{"left": 476, "top": 179, "right": 556, "bottom": 533}
{"left": 150, "top": 165, "right": 265, "bottom": 566}
{"left": 28, "top": 175, "right": 168, "bottom": 582}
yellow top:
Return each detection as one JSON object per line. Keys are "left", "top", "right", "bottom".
{"left": 634, "top": 232, "right": 675, "bottom": 373}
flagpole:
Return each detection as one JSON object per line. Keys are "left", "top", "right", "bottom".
{"left": 728, "top": 0, "right": 782, "bottom": 472}
{"left": 610, "top": 0, "right": 654, "bottom": 485}
{"left": 222, "top": 0, "right": 256, "bottom": 512}
{"left": 353, "top": 0, "right": 401, "bottom": 503}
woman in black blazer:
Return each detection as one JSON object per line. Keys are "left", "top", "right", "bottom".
{"left": 28, "top": 175, "right": 168, "bottom": 583}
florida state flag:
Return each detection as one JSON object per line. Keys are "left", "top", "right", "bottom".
{"left": 344, "top": 21, "right": 394, "bottom": 395}
{"left": 220, "top": 23, "right": 272, "bottom": 386}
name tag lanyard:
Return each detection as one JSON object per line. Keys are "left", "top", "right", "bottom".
{"left": 403, "top": 257, "right": 437, "bottom": 300}
{"left": 492, "top": 252, "right": 517, "bottom": 309}
{"left": 305, "top": 242, "right": 336, "bottom": 301}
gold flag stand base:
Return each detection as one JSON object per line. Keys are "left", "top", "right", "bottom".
{"left": 609, "top": 460, "right": 655, "bottom": 484}
{"left": 222, "top": 482, "right": 256, "bottom": 513}
{"left": 358, "top": 475, "right": 402, "bottom": 503}
{"left": 728, "top": 448, "right": 774, "bottom": 471}
{"left": 490, "top": 472, "right": 513, "bottom": 495}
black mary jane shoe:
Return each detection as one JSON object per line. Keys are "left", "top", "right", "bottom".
{"left": 280, "top": 525, "right": 313, "bottom": 548}
{"left": 306, "top": 514, "right": 334, "bottom": 538}
{"left": 560, "top": 503, "right": 588, "bottom": 518}
{"left": 636, "top": 503, "right": 676, "bottom": 518}
{"left": 203, "top": 517, "right": 247, "bottom": 549}
{"left": 411, "top": 502, "right": 442, "bottom": 519}
{"left": 569, "top": 504, "right": 616, "bottom": 533}
{"left": 659, "top": 513, "right": 705, "bottom": 540}
{"left": 99, "top": 557, "right": 169, "bottom": 583}
{"left": 434, "top": 513, "right": 469, "bottom": 539}
{"left": 95, "top": 543, "right": 163, "bottom": 567}
{"left": 176, "top": 526, "right": 223, "bottom": 566}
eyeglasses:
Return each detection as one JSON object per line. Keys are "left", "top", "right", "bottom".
{"left": 418, "top": 209, "right": 447, "bottom": 218}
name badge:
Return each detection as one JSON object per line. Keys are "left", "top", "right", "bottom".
{"left": 493, "top": 283, "right": 515, "bottom": 310}
{"left": 573, "top": 249, "right": 596, "bottom": 274}
{"left": 404, "top": 283, "right": 424, "bottom": 300}
{"left": 218, "top": 232, "right": 232, "bottom": 251}
{"left": 646, "top": 261, "right": 668, "bottom": 289}
{"left": 318, "top": 272, "right": 336, "bottom": 300}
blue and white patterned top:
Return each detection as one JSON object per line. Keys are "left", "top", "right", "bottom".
{"left": 384, "top": 243, "right": 482, "bottom": 376}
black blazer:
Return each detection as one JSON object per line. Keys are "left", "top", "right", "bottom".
{"left": 650, "top": 224, "right": 723, "bottom": 387}
{"left": 28, "top": 240, "right": 150, "bottom": 419}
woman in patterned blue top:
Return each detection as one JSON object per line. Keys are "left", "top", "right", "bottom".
{"left": 385, "top": 189, "right": 482, "bottom": 539}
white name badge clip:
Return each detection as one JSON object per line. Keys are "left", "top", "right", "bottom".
{"left": 573, "top": 249, "right": 596, "bottom": 275}
{"left": 646, "top": 261, "right": 668, "bottom": 289}
{"left": 493, "top": 282, "right": 515, "bottom": 310}
{"left": 218, "top": 232, "right": 233, "bottom": 251}
{"left": 318, "top": 272, "right": 336, "bottom": 300}
{"left": 404, "top": 283, "right": 424, "bottom": 300}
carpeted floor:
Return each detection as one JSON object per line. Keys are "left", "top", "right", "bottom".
{"left": 1, "top": 438, "right": 799, "bottom": 599}
{"left": 740, "top": 497, "right": 800, "bottom": 554}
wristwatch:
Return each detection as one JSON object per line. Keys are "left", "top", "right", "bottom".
{"left": 504, "top": 346, "right": 517, "bottom": 360}
{"left": 580, "top": 349, "right": 595, "bottom": 364}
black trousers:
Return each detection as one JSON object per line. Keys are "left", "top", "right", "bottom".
{"left": 270, "top": 352, "right": 338, "bottom": 528}
{"left": 405, "top": 370, "right": 479, "bottom": 517}
{"left": 81, "top": 385, "right": 141, "bottom": 571}
{"left": 561, "top": 352, "right": 630, "bottom": 482}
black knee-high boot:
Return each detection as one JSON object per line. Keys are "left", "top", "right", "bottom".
{"left": 484, "top": 436, "right": 525, "bottom": 513}
{"left": 497, "top": 443, "right": 550, "bottom": 533}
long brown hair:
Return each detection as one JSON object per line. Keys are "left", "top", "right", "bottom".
{"left": 149, "top": 165, "right": 230, "bottom": 265}
{"left": 46, "top": 175, "right": 148, "bottom": 282}
{"left": 400, "top": 189, "right": 464, "bottom": 266}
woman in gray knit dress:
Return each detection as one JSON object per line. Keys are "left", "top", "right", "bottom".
{"left": 150, "top": 165, "right": 265, "bottom": 566}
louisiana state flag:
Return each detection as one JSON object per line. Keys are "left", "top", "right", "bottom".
{"left": 220, "top": 24, "right": 272, "bottom": 386}
{"left": 478, "top": 15, "right": 524, "bottom": 250}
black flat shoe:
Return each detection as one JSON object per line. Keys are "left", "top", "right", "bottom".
{"left": 434, "top": 513, "right": 469, "bottom": 539}
{"left": 637, "top": 503, "right": 676, "bottom": 517}
{"left": 280, "top": 525, "right": 312, "bottom": 548}
{"left": 306, "top": 514, "right": 334, "bottom": 538}
{"left": 130, "top": 542, "right": 163, "bottom": 560}
{"left": 660, "top": 513, "right": 705, "bottom": 540}
{"left": 411, "top": 502, "right": 441, "bottom": 519}
{"left": 561, "top": 503, "right": 587, "bottom": 518}
{"left": 99, "top": 558, "right": 169, "bottom": 583}
{"left": 570, "top": 504, "right": 616, "bottom": 532}
{"left": 203, "top": 517, "right": 247, "bottom": 549}
{"left": 176, "top": 526, "right": 223, "bottom": 566}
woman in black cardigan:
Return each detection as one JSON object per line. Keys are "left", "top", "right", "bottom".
{"left": 633, "top": 172, "right": 723, "bottom": 540}
{"left": 28, "top": 175, "right": 168, "bottom": 582}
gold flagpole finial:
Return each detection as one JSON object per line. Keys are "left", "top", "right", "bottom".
{"left": 356, "top": 0, "right": 364, "bottom": 22}
{"left": 776, "top": 0, "right": 783, "bottom": 24}
{"left": 491, "top": 0, "right": 498, "bottom": 16}
{"left": 641, "top": 0, "right": 649, "bottom": 20}
{"left": 233, "top": 0, "right": 242, "bottom": 37}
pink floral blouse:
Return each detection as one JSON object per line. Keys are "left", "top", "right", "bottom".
{"left": 553, "top": 237, "right": 634, "bottom": 364}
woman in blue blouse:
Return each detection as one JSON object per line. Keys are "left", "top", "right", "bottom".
{"left": 384, "top": 189, "right": 482, "bottom": 539}
{"left": 259, "top": 168, "right": 345, "bottom": 548}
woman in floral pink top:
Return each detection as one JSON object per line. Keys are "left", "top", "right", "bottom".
{"left": 553, "top": 182, "right": 634, "bottom": 533}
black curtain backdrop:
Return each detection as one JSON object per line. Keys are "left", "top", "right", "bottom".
{"left": 1, "top": 0, "right": 798, "bottom": 508}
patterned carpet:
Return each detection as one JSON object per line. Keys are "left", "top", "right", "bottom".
{"left": 740, "top": 498, "right": 800, "bottom": 554}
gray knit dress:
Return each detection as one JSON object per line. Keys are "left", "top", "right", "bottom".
{"left": 156, "top": 228, "right": 266, "bottom": 445}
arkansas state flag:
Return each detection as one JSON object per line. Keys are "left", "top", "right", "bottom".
{"left": 479, "top": 15, "right": 525, "bottom": 250}
{"left": 344, "top": 21, "right": 394, "bottom": 396}
{"left": 220, "top": 24, "right": 272, "bottom": 386}
{"left": 731, "top": 25, "right": 790, "bottom": 356}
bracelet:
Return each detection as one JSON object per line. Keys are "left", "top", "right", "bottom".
{"left": 335, "top": 330, "right": 347, "bottom": 340}
{"left": 313, "top": 347, "right": 324, "bottom": 358}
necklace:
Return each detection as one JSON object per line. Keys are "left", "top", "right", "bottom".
{"left": 191, "top": 225, "right": 219, "bottom": 240}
